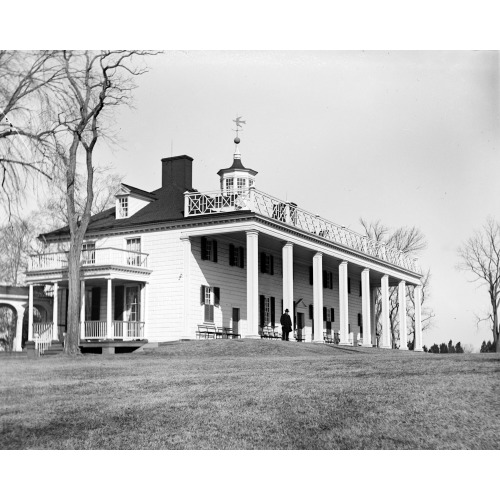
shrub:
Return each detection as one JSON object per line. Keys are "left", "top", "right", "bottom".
{"left": 455, "top": 342, "right": 464, "bottom": 354}
{"left": 429, "top": 344, "right": 440, "bottom": 354}
{"left": 439, "top": 343, "right": 449, "bottom": 354}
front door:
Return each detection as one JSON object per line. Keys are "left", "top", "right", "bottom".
{"left": 124, "top": 285, "right": 140, "bottom": 338}
{"left": 297, "top": 313, "right": 304, "bottom": 341}
{"left": 232, "top": 308, "right": 240, "bottom": 336}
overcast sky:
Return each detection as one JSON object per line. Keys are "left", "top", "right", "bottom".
{"left": 93, "top": 50, "right": 500, "bottom": 350}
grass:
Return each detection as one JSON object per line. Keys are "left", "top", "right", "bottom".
{"left": 1, "top": 340, "right": 499, "bottom": 449}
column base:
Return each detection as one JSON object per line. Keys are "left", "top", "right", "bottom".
{"left": 399, "top": 346, "right": 408, "bottom": 351}
{"left": 361, "top": 342, "right": 373, "bottom": 348}
{"left": 413, "top": 348, "right": 423, "bottom": 352}
{"left": 339, "top": 342, "right": 353, "bottom": 346}
{"left": 380, "top": 345, "right": 392, "bottom": 349}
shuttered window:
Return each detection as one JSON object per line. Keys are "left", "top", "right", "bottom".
{"left": 260, "top": 252, "right": 274, "bottom": 275}
{"left": 201, "top": 237, "right": 218, "bottom": 262}
{"left": 200, "top": 285, "right": 220, "bottom": 323}
{"left": 229, "top": 243, "right": 245, "bottom": 268}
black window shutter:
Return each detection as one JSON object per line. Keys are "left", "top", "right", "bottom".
{"left": 358, "top": 313, "right": 361, "bottom": 326}
{"left": 260, "top": 252, "right": 266, "bottom": 273}
{"left": 331, "top": 308, "right": 335, "bottom": 323}
{"left": 281, "top": 299, "right": 283, "bottom": 314}
{"left": 214, "top": 287, "right": 220, "bottom": 306}
{"left": 239, "top": 247, "right": 245, "bottom": 268}
{"left": 229, "top": 244, "right": 235, "bottom": 266}
{"left": 213, "top": 240, "right": 218, "bottom": 262}
{"left": 309, "top": 304, "right": 313, "bottom": 320}
{"left": 270, "top": 255, "right": 274, "bottom": 275}
{"left": 323, "top": 270, "right": 327, "bottom": 288}
{"left": 348, "top": 277, "right": 351, "bottom": 294}
{"left": 259, "top": 295, "right": 265, "bottom": 327}
{"left": 359, "top": 281, "right": 362, "bottom": 296}
{"left": 309, "top": 266, "right": 313, "bottom": 285}
{"left": 201, "top": 237, "right": 207, "bottom": 260}
{"left": 323, "top": 307, "right": 327, "bottom": 321}
{"left": 329, "top": 272, "right": 333, "bottom": 290}
{"left": 114, "top": 285, "right": 124, "bottom": 321}
{"left": 271, "top": 297, "right": 275, "bottom": 328}
{"left": 200, "top": 285, "right": 206, "bottom": 305}
{"left": 65, "top": 288, "right": 69, "bottom": 328}
{"left": 91, "top": 287, "right": 101, "bottom": 321}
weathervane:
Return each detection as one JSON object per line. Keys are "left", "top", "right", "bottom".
{"left": 232, "top": 115, "right": 246, "bottom": 142}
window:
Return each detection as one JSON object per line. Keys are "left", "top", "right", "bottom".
{"left": 249, "top": 179, "right": 254, "bottom": 187}
{"left": 260, "top": 252, "right": 274, "bottom": 275}
{"left": 201, "top": 237, "right": 218, "bottom": 262}
{"left": 236, "top": 178, "right": 246, "bottom": 193}
{"left": 323, "top": 270, "right": 333, "bottom": 289}
{"left": 229, "top": 244, "right": 245, "bottom": 268}
{"left": 200, "top": 285, "right": 220, "bottom": 323}
{"left": 259, "top": 295, "right": 275, "bottom": 328}
{"left": 225, "top": 178, "right": 234, "bottom": 192}
{"left": 84, "top": 287, "right": 101, "bottom": 321}
{"left": 82, "top": 242, "right": 96, "bottom": 265}
{"left": 118, "top": 196, "right": 128, "bottom": 217}
{"left": 126, "top": 238, "right": 141, "bottom": 266}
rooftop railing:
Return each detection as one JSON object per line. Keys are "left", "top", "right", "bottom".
{"left": 28, "top": 247, "right": 149, "bottom": 272}
{"left": 184, "top": 188, "right": 419, "bottom": 273}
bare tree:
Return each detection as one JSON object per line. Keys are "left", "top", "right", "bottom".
{"left": 360, "top": 218, "right": 433, "bottom": 348}
{"left": 0, "top": 51, "right": 62, "bottom": 217}
{"left": 49, "top": 50, "right": 156, "bottom": 355}
{"left": 0, "top": 214, "right": 43, "bottom": 286}
{"left": 458, "top": 217, "right": 500, "bottom": 352}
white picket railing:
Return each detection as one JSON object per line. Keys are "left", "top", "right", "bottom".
{"left": 33, "top": 322, "right": 53, "bottom": 355}
{"left": 29, "top": 248, "right": 149, "bottom": 272}
{"left": 84, "top": 321, "right": 107, "bottom": 339}
{"left": 184, "top": 188, "right": 418, "bottom": 273}
{"left": 113, "top": 321, "right": 145, "bottom": 340}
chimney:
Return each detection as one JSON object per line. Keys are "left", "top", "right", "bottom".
{"left": 161, "top": 155, "right": 193, "bottom": 190}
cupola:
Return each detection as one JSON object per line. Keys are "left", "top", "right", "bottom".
{"left": 217, "top": 133, "right": 258, "bottom": 195}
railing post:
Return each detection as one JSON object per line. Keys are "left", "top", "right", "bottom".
{"left": 183, "top": 191, "right": 190, "bottom": 217}
{"left": 248, "top": 186, "right": 256, "bottom": 212}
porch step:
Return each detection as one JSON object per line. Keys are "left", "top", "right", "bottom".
{"left": 44, "top": 342, "right": 64, "bottom": 355}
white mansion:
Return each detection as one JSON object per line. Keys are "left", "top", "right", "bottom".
{"left": 24, "top": 137, "right": 424, "bottom": 354}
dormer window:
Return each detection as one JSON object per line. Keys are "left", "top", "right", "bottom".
{"left": 118, "top": 196, "right": 129, "bottom": 218}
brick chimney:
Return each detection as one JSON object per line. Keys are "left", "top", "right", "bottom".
{"left": 161, "top": 155, "right": 193, "bottom": 190}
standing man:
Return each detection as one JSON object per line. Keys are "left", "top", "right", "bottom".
{"left": 280, "top": 309, "right": 292, "bottom": 341}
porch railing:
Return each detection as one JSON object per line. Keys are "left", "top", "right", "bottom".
{"left": 184, "top": 188, "right": 419, "bottom": 273}
{"left": 28, "top": 247, "right": 149, "bottom": 271}
{"left": 79, "top": 321, "right": 145, "bottom": 340}
{"left": 113, "top": 321, "right": 145, "bottom": 340}
{"left": 33, "top": 322, "right": 53, "bottom": 354}
{"left": 84, "top": 321, "right": 107, "bottom": 339}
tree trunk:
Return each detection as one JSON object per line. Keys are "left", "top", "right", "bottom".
{"left": 65, "top": 241, "right": 82, "bottom": 355}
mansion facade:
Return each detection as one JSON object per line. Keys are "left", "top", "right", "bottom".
{"left": 23, "top": 139, "right": 424, "bottom": 353}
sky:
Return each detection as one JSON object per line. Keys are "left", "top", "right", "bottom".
{"left": 92, "top": 50, "right": 500, "bottom": 351}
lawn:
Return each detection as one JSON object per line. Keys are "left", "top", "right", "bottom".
{"left": 1, "top": 340, "right": 499, "bottom": 449}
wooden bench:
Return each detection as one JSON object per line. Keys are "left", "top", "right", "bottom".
{"left": 196, "top": 324, "right": 217, "bottom": 339}
{"left": 259, "top": 326, "right": 278, "bottom": 339}
{"left": 222, "top": 327, "right": 241, "bottom": 339}
{"left": 294, "top": 331, "right": 306, "bottom": 342}
{"left": 324, "top": 331, "right": 334, "bottom": 344}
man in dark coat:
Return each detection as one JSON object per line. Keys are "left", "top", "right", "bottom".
{"left": 280, "top": 309, "right": 292, "bottom": 341}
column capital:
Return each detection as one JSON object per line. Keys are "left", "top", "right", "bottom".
{"left": 283, "top": 241, "right": 294, "bottom": 248}
{"left": 180, "top": 235, "right": 191, "bottom": 242}
{"left": 313, "top": 251, "right": 323, "bottom": 259}
{"left": 246, "top": 229, "right": 259, "bottom": 237}
{"left": 362, "top": 268, "right": 370, "bottom": 274}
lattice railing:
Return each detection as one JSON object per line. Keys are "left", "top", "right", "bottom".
{"left": 184, "top": 188, "right": 419, "bottom": 273}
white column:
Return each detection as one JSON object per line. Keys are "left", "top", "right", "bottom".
{"left": 52, "top": 282, "right": 58, "bottom": 342}
{"left": 141, "top": 283, "right": 147, "bottom": 339}
{"left": 246, "top": 230, "right": 259, "bottom": 337}
{"left": 361, "top": 269, "right": 372, "bottom": 347}
{"left": 371, "top": 287, "right": 377, "bottom": 346}
{"left": 28, "top": 284, "right": 34, "bottom": 341}
{"left": 312, "top": 252, "right": 323, "bottom": 342}
{"left": 380, "top": 275, "right": 391, "bottom": 348}
{"left": 182, "top": 236, "right": 191, "bottom": 338}
{"left": 414, "top": 284, "right": 423, "bottom": 351}
{"left": 399, "top": 281, "right": 408, "bottom": 350}
{"left": 106, "top": 278, "right": 113, "bottom": 339}
{"left": 14, "top": 306, "right": 24, "bottom": 351}
{"left": 339, "top": 261, "right": 350, "bottom": 345}
{"left": 282, "top": 242, "right": 294, "bottom": 337}
{"left": 80, "top": 280, "right": 85, "bottom": 340}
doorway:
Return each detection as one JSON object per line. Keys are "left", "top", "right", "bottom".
{"left": 232, "top": 308, "right": 240, "bottom": 336}
{"left": 297, "top": 312, "right": 305, "bottom": 341}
